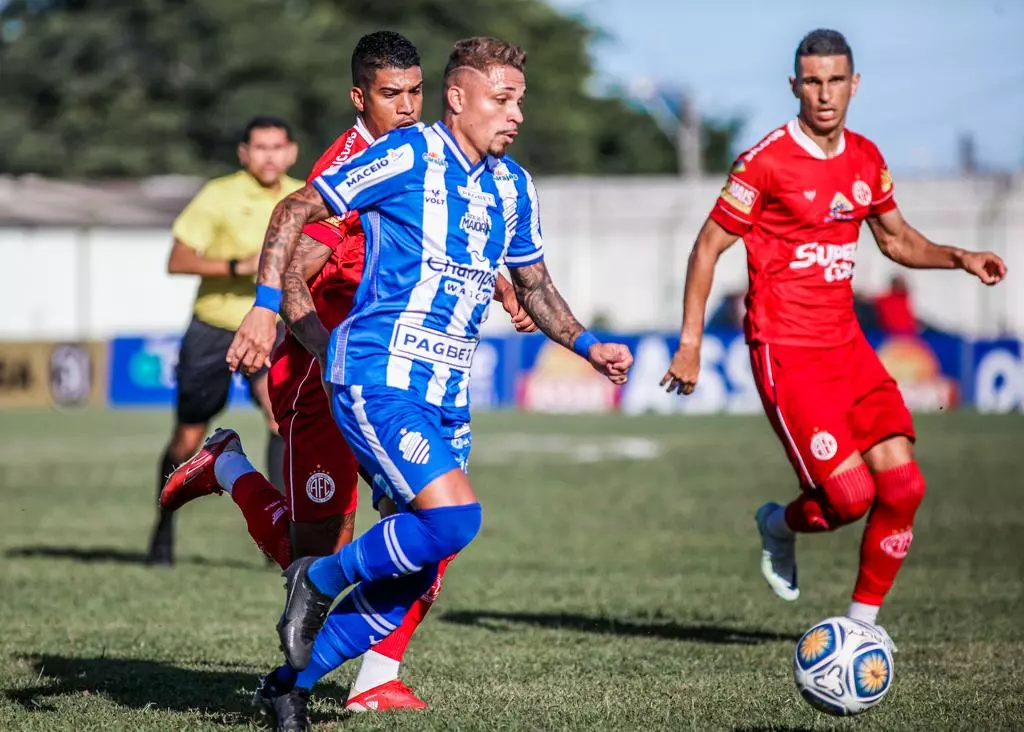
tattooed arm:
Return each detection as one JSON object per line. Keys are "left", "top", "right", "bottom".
{"left": 281, "top": 234, "right": 333, "bottom": 366}
{"left": 509, "top": 261, "right": 634, "bottom": 384}
{"left": 226, "top": 184, "right": 332, "bottom": 374}
{"left": 258, "top": 185, "right": 333, "bottom": 290}
{"left": 508, "top": 261, "right": 585, "bottom": 349}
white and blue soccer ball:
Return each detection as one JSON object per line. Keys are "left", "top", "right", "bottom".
{"left": 793, "top": 616, "right": 894, "bottom": 716}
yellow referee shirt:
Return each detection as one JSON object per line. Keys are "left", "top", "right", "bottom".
{"left": 173, "top": 170, "right": 304, "bottom": 331}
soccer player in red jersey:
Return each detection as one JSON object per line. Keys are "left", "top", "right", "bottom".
{"left": 661, "top": 29, "right": 1006, "bottom": 647}
{"left": 160, "top": 32, "right": 533, "bottom": 713}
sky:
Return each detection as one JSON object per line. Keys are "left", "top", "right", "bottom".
{"left": 547, "top": 0, "right": 1024, "bottom": 174}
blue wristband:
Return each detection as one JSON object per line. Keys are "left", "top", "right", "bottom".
{"left": 254, "top": 284, "right": 282, "bottom": 314}
{"left": 572, "top": 331, "right": 600, "bottom": 359}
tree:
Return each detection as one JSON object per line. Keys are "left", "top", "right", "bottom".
{"left": 0, "top": 0, "right": 741, "bottom": 177}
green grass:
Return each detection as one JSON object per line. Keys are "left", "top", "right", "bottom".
{"left": 0, "top": 407, "right": 1022, "bottom": 730}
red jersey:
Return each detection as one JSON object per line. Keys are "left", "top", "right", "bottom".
{"left": 299, "top": 117, "right": 374, "bottom": 330}
{"left": 710, "top": 119, "right": 897, "bottom": 348}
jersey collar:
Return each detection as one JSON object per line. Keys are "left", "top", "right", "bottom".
{"left": 354, "top": 116, "right": 375, "bottom": 145}
{"left": 432, "top": 121, "right": 486, "bottom": 177}
{"left": 787, "top": 118, "right": 846, "bottom": 159}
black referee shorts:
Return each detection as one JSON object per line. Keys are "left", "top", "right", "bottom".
{"left": 175, "top": 316, "right": 285, "bottom": 425}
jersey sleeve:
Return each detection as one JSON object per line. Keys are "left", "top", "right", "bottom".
{"left": 302, "top": 212, "right": 358, "bottom": 251}
{"left": 171, "top": 182, "right": 219, "bottom": 253}
{"left": 505, "top": 172, "right": 545, "bottom": 267}
{"left": 311, "top": 139, "right": 417, "bottom": 217}
{"left": 708, "top": 156, "right": 770, "bottom": 236}
{"left": 869, "top": 148, "right": 897, "bottom": 215}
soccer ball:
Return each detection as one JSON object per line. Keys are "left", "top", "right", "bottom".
{"left": 793, "top": 616, "right": 894, "bottom": 716}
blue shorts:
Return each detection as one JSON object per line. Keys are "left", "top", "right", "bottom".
{"left": 332, "top": 384, "right": 471, "bottom": 511}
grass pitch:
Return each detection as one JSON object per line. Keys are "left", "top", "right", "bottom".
{"left": 0, "top": 407, "right": 1021, "bottom": 730}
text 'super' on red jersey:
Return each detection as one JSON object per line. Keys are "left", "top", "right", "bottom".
{"left": 709, "top": 119, "right": 897, "bottom": 348}
{"left": 299, "top": 117, "right": 375, "bottom": 330}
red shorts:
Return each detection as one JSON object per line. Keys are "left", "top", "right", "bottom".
{"left": 268, "top": 336, "right": 359, "bottom": 522}
{"left": 749, "top": 332, "right": 915, "bottom": 487}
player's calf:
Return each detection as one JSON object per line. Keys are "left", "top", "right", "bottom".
{"left": 853, "top": 461, "right": 926, "bottom": 609}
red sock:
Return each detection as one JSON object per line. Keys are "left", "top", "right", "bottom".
{"left": 784, "top": 490, "right": 832, "bottom": 533}
{"left": 231, "top": 472, "right": 293, "bottom": 569}
{"left": 853, "top": 462, "right": 927, "bottom": 605}
{"left": 372, "top": 555, "right": 454, "bottom": 661}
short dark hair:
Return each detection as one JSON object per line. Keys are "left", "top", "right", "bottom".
{"left": 351, "top": 31, "right": 421, "bottom": 90}
{"left": 795, "top": 29, "right": 854, "bottom": 75}
{"left": 241, "top": 116, "right": 293, "bottom": 144}
{"left": 443, "top": 37, "right": 527, "bottom": 84}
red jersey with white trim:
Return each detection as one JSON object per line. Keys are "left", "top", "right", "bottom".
{"left": 299, "top": 118, "right": 374, "bottom": 330}
{"left": 710, "top": 119, "right": 897, "bottom": 348}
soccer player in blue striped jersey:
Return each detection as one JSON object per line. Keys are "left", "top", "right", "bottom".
{"left": 250, "top": 37, "right": 633, "bottom": 728}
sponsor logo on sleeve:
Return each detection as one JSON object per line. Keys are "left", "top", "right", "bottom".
{"left": 720, "top": 176, "right": 759, "bottom": 214}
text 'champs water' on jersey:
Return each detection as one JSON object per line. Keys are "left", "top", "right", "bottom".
{"left": 312, "top": 121, "right": 545, "bottom": 412}
{"left": 710, "top": 120, "right": 897, "bottom": 348}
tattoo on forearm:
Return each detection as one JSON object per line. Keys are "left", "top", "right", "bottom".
{"left": 509, "top": 262, "right": 584, "bottom": 349}
{"left": 281, "top": 236, "right": 331, "bottom": 361}
{"left": 258, "top": 185, "right": 330, "bottom": 289}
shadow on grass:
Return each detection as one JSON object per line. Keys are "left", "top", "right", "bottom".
{"left": 5, "top": 545, "right": 263, "bottom": 571}
{"left": 5, "top": 654, "right": 346, "bottom": 726}
{"left": 441, "top": 609, "right": 798, "bottom": 645}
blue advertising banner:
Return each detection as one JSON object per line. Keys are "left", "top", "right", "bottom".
{"left": 970, "top": 338, "right": 1023, "bottom": 413}
{"left": 107, "top": 330, "right": 1021, "bottom": 413}
{"left": 108, "top": 335, "right": 252, "bottom": 408}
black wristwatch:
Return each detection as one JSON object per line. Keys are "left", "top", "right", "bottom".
{"left": 228, "top": 259, "right": 240, "bottom": 277}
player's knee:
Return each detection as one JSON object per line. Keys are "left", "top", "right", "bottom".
{"left": 822, "top": 462, "right": 876, "bottom": 525}
{"left": 875, "top": 461, "right": 927, "bottom": 514}
{"left": 416, "top": 503, "right": 482, "bottom": 559}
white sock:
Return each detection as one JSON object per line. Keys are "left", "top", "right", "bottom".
{"left": 212, "top": 451, "right": 255, "bottom": 493}
{"left": 847, "top": 601, "right": 880, "bottom": 626}
{"left": 348, "top": 650, "right": 401, "bottom": 699}
{"left": 766, "top": 505, "right": 795, "bottom": 539}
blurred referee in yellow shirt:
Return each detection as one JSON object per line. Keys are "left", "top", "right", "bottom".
{"left": 147, "top": 117, "right": 303, "bottom": 565}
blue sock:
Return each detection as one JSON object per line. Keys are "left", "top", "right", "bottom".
{"left": 307, "top": 503, "right": 481, "bottom": 597}
{"left": 294, "top": 566, "right": 439, "bottom": 690}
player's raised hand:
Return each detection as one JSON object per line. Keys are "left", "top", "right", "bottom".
{"left": 498, "top": 283, "right": 538, "bottom": 332}
{"left": 960, "top": 250, "right": 1007, "bottom": 285}
{"left": 661, "top": 342, "right": 700, "bottom": 396}
{"left": 588, "top": 343, "right": 634, "bottom": 385}
{"left": 227, "top": 307, "right": 277, "bottom": 375}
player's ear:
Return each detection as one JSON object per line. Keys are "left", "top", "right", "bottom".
{"left": 237, "top": 142, "right": 249, "bottom": 167}
{"left": 446, "top": 84, "right": 465, "bottom": 114}
{"left": 850, "top": 72, "right": 861, "bottom": 98}
{"left": 285, "top": 141, "right": 298, "bottom": 168}
{"left": 350, "top": 86, "right": 365, "bottom": 114}
{"left": 789, "top": 75, "right": 799, "bottom": 99}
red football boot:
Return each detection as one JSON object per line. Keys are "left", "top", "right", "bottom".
{"left": 344, "top": 679, "right": 429, "bottom": 712}
{"left": 160, "top": 428, "right": 240, "bottom": 512}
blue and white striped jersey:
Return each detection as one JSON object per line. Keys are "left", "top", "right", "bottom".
{"left": 312, "top": 121, "right": 545, "bottom": 414}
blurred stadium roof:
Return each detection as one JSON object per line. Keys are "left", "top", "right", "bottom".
{"left": 0, "top": 175, "right": 204, "bottom": 227}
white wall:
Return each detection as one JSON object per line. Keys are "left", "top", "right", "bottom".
{"left": 3, "top": 175, "right": 1022, "bottom": 340}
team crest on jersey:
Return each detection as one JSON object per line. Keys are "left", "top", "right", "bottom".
{"left": 852, "top": 180, "right": 872, "bottom": 207}
{"left": 732, "top": 159, "right": 747, "bottom": 174}
{"left": 305, "top": 469, "right": 336, "bottom": 504}
{"left": 880, "top": 167, "right": 893, "bottom": 193}
{"left": 825, "top": 192, "right": 855, "bottom": 222}
{"left": 809, "top": 431, "right": 838, "bottom": 461}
